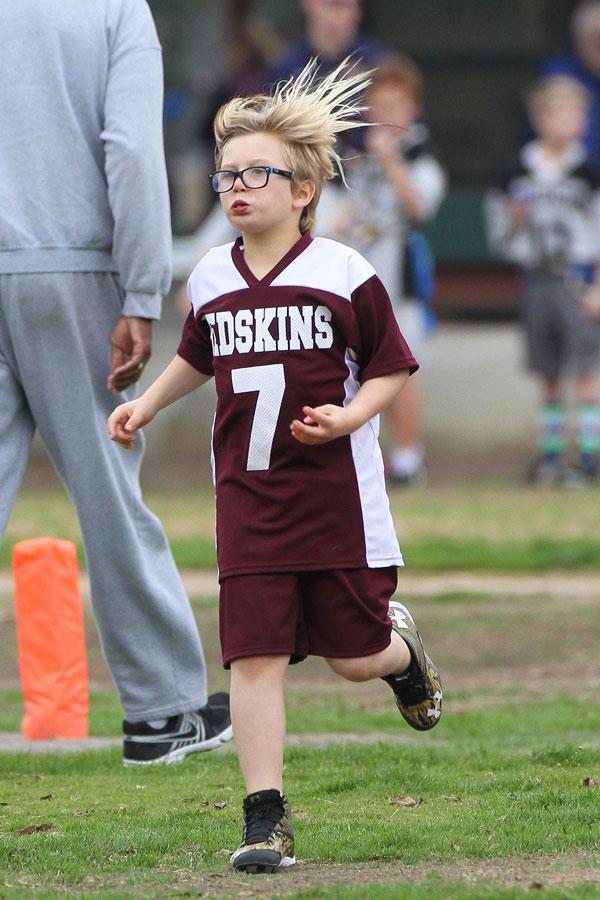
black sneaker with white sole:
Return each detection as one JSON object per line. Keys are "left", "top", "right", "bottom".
{"left": 231, "top": 789, "right": 295, "bottom": 874}
{"left": 382, "top": 601, "right": 442, "bottom": 731}
{"left": 123, "top": 692, "right": 232, "bottom": 766}
{"left": 560, "top": 460, "right": 598, "bottom": 487}
{"left": 526, "top": 455, "right": 565, "bottom": 486}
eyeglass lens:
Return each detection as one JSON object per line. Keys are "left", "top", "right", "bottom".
{"left": 212, "top": 167, "right": 270, "bottom": 192}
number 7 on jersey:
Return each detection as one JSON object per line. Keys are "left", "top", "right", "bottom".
{"left": 231, "top": 364, "right": 286, "bottom": 471}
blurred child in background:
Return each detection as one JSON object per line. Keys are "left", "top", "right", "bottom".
{"left": 486, "top": 75, "right": 600, "bottom": 485}
{"left": 328, "top": 57, "right": 447, "bottom": 485}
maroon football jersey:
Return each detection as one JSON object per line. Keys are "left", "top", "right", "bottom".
{"left": 178, "top": 233, "right": 418, "bottom": 580}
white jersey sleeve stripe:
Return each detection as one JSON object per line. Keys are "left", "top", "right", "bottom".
{"left": 343, "top": 349, "right": 404, "bottom": 568}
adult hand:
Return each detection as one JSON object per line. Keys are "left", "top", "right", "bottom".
{"left": 107, "top": 316, "right": 152, "bottom": 394}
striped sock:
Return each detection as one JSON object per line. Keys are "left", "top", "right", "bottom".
{"left": 577, "top": 403, "right": 600, "bottom": 469}
{"left": 539, "top": 404, "right": 565, "bottom": 458}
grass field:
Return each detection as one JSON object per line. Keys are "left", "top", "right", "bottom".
{"left": 2, "top": 484, "right": 600, "bottom": 896}
{"left": 3, "top": 481, "right": 600, "bottom": 571}
{"left": 2, "top": 707, "right": 600, "bottom": 898}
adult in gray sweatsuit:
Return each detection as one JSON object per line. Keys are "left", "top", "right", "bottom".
{"left": 0, "top": 0, "right": 230, "bottom": 759}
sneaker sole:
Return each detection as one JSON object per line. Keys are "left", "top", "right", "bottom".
{"left": 122, "top": 724, "right": 233, "bottom": 767}
{"left": 233, "top": 854, "right": 296, "bottom": 874}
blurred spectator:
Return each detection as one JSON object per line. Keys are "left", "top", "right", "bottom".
{"left": 154, "top": 14, "right": 207, "bottom": 232}
{"left": 271, "top": 0, "right": 383, "bottom": 82}
{"left": 486, "top": 75, "right": 600, "bottom": 486}
{"left": 199, "top": 14, "right": 284, "bottom": 151}
{"left": 541, "top": 0, "right": 600, "bottom": 164}
{"left": 173, "top": 8, "right": 284, "bottom": 286}
{"left": 175, "top": 9, "right": 284, "bottom": 237}
{"left": 325, "top": 57, "right": 447, "bottom": 486}
{"left": 176, "top": 0, "right": 382, "bottom": 266}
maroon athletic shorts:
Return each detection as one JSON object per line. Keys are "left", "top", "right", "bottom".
{"left": 219, "top": 567, "right": 397, "bottom": 668}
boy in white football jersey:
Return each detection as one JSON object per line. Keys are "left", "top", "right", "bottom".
{"left": 486, "top": 75, "right": 600, "bottom": 484}
{"left": 108, "top": 59, "right": 442, "bottom": 874}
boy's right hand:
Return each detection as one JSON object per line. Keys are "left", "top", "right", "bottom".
{"left": 365, "top": 125, "right": 401, "bottom": 163}
{"left": 108, "top": 399, "right": 155, "bottom": 449}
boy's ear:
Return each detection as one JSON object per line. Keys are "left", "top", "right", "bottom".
{"left": 292, "top": 179, "right": 316, "bottom": 210}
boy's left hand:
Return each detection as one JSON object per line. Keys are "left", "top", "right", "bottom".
{"left": 582, "top": 283, "right": 600, "bottom": 319}
{"left": 290, "top": 405, "right": 354, "bottom": 445}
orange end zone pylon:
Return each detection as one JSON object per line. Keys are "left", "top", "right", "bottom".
{"left": 12, "top": 538, "right": 89, "bottom": 739}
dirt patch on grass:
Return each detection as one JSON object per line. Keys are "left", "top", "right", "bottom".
{"left": 166, "top": 852, "right": 600, "bottom": 895}
{"left": 50, "top": 852, "right": 600, "bottom": 896}
{"left": 2, "top": 575, "right": 600, "bottom": 702}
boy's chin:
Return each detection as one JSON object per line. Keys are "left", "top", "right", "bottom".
{"left": 230, "top": 219, "right": 265, "bottom": 235}
{"left": 227, "top": 211, "right": 251, "bottom": 226}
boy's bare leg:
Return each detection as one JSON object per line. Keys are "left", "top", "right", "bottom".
{"left": 326, "top": 604, "right": 442, "bottom": 731}
{"left": 230, "top": 655, "right": 289, "bottom": 793}
{"left": 325, "top": 630, "right": 410, "bottom": 682}
{"left": 575, "top": 369, "right": 599, "bottom": 404}
{"left": 541, "top": 374, "right": 562, "bottom": 404}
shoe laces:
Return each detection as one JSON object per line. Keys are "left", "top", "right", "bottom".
{"left": 243, "top": 798, "right": 285, "bottom": 845}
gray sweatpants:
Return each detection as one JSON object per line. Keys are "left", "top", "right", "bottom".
{"left": 0, "top": 272, "right": 207, "bottom": 721}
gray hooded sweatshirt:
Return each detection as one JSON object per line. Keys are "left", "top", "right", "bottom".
{"left": 0, "top": 0, "right": 171, "bottom": 318}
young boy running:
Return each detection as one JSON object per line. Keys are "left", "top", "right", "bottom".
{"left": 108, "top": 59, "right": 442, "bottom": 874}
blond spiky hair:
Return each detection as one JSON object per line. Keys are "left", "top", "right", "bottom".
{"left": 214, "top": 57, "right": 373, "bottom": 233}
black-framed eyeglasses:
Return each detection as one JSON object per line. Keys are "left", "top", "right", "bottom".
{"left": 208, "top": 166, "right": 293, "bottom": 193}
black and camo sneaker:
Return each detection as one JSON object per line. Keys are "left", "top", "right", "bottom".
{"left": 123, "top": 692, "right": 232, "bottom": 766}
{"left": 382, "top": 601, "right": 442, "bottom": 731}
{"left": 231, "top": 789, "right": 295, "bottom": 874}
